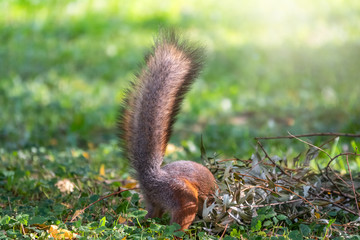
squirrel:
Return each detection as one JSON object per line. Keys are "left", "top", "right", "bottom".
{"left": 118, "top": 30, "right": 217, "bottom": 230}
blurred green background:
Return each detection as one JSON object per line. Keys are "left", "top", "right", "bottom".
{"left": 1, "top": 0, "right": 360, "bottom": 158}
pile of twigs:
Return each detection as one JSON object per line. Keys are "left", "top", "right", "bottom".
{"left": 201, "top": 133, "right": 360, "bottom": 235}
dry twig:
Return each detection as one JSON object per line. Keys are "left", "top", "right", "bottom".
{"left": 255, "top": 132, "right": 360, "bottom": 140}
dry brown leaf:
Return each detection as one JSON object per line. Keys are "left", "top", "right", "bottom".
{"left": 71, "top": 209, "right": 84, "bottom": 221}
{"left": 117, "top": 215, "right": 127, "bottom": 224}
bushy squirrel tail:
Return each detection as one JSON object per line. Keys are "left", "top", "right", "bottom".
{"left": 118, "top": 30, "right": 215, "bottom": 231}
{"left": 118, "top": 30, "right": 204, "bottom": 173}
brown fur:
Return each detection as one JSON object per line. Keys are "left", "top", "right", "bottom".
{"left": 118, "top": 30, "right": 216, "bottom": 230}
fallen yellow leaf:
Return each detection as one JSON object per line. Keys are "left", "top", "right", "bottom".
{"left": 123, "top": 181, "right": 138, "bottom": 189}
{"left": 99, "top": 164, "right": 105, "bottom": 176}
{"left": 122, "top": 176, "right": 138, "bottom": 188}
{"left": 97, "top": 164, "right": 105, "bottom": 181}
{"left": 82, "top": 152, "right": 90, "bottom": 159}
{"left": 48, "top": 225, "right": 79, "bottom": 239}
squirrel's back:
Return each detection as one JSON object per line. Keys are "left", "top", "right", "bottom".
{"left": 118, "top": 30, "right": 216, "bottom": 230}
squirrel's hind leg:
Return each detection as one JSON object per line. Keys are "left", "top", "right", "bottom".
{"left": 170, "top": 203, "right": 198, "bottom": 231}
{"left": 170, "top": 179, "right": 199, "bottom": 230}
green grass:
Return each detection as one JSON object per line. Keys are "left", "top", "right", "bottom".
{"left": 1, "top": 0, "right": 360, "bottom": 154}
{"left": 1, "top": 0, "right": 360, "bottom": 238}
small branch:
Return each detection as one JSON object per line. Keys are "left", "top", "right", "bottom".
{"left": 325, "top": 153, "right": 360, "bottom": 198}
{"left": 314, "top": 197, "right": 358, "bottom": 216}
{"left": 255, "top": 132, "right": 360, "bottom": 140}
{"left": 325, "top": 157, "right": 347, "bottom": 197}
{"left": 320, "top": 187, "right": 355, "bottom": 200}
{"left": 219, "top": 223, "right": 228, "bottom": 240}
{"left": 288, "top": 132, "right": 331, "bottom": 159}
{"left": 319, "top": 136, "right": 338, "bottom": 149}
{"left": 254, "top": 140, "right": 289, "bottom": 177}
{"left": 346, "top": 154, "right": 360, "bottom": 216}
